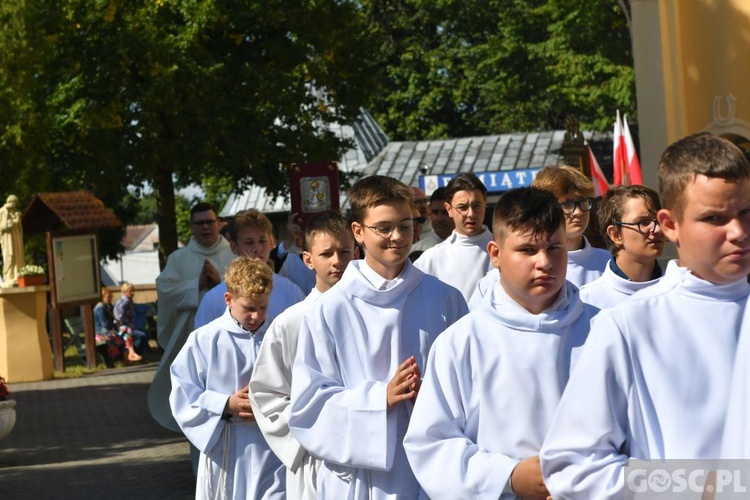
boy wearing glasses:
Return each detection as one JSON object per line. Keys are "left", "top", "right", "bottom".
{"left": 249, "top": 211, "right": 358, "bottom": 500}
{"left": 404, "top": 187, "right": 596, "bottom": 499}
{"left": 289, "top": 175, "right": 468, "bottom": 499}
{"left": 579, "top": 185, "right": 665, "bottom": 310}
{"left": 532, "top": 165, "right": 610, "bottom": 288}
{"left": 414, "top": 173, "right": 494, "bottom": 302}
{"left": 540, "top": 132, "right": 750, "bottom": 498}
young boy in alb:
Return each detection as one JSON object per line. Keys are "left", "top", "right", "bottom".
{"left": 403, "top": 187, "right": 597, "bottom": 499}
{"left": 170, "top": 257, "right": 284, "bottom": 499}
{"left": 532, "top": 165, "right": 610, "bottom": 288}
{"left": 540, "top": 132, "right": 750, "bottom": 498}
{"left": 289, "top": 175, "right": 468, "bottom": 499}
{"left": 414, "top": 173, "right": 494, "bottom": 302}
{"left": 194, "top": 209, "right": 304, "bottom": 329}
{"left": 579, "top": 185, "right": 665, "bottom": 310}
{"left": 249, "top": 211, "right": 358, "bottom": 499}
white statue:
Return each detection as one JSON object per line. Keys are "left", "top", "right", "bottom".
{"left": 0, "top": 195, "right": 25, "bottom": 286}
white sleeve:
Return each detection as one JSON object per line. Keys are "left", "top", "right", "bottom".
{"left": 540, "top": 313, "right": 632, "bottom": 499}
{"left": 404, "top": 335, "right": 516, "bottom": 498}
{"left": 289, "top": 310, "right": 394, "bottom": 471}
{"left": 155, "top": 255, "right": 201, "bottom": 347}
{"left": 722, "top": 310, "right": 750, "bottom": 458}
{"left": 168, "top": 332, "right": 229, "bottom": 454}
{"left": 249, "top": 314, "right": 307, "bottom": 471}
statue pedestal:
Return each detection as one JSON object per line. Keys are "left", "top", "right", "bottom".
{"left": 0, "top": 286, "right": 53, "bottom": 382}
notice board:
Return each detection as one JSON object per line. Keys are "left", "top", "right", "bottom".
{"left": 51, "top": 233, "right": 101, "bottom": 306}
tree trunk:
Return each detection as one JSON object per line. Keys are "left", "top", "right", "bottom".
{"left": 155, "top": 169, "right": 178, "bottom": 270}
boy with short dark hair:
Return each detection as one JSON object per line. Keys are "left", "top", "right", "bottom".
{"left": 249, "top": 211, "right": 358, "bottom": 499}
{"left": 579, "top": 185, "right": 665, "bottom": 309}
{"left": 540, "top": 132, "right": 750, "bottom": 498}
{"left": 414, "top": 173, "right": 494, "bottom": 302}
{"left": 532, "top": 165, "right": 610, "bottom": 287}
{"left": 170, "top": 256, "right": 285, "bottom": 499}
{"left": 289, "top": 175, "right": 468, "bottom": 499}
{"left": 404, "top": 187, "right": 596, "bottom": 499}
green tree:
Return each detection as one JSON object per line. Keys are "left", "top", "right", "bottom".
{"left": 0, "top": 0, "right": 375, "bottom": 267}
{"left": 361, "top": 0, "right": 635, "bottom": 140}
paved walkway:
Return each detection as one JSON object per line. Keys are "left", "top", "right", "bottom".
{"left": 0, "top": 361, "right": 195, "bottom": 499}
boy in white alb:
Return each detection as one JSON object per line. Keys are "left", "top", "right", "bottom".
{"left": 414, "top": 173, "right": 494, "bottom": 302}
{"left": 194, "top": 209, "right": 305, "bottom": 329}
{"left": 540, "top": 132, "right": 750, "bottom": 498}
{"left": 579, "top": 185, "right": 665, "bottom": 310}
{"left": 249, "top": 211, "right": 358, "bottom": 499}
{"left": 170, "top": 257, "right": 285, "bottom": 499}
{"left": 289, "top": 175, "right": 468, "bottom": 499}
{"left": 404, "top": 187, "right": 597, "bottom": 499}
{"left": 532, "top": 165, "right": 610, "bottom": 288}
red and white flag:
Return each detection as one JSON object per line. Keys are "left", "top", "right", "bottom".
{"left": 587, "top": 145, "right": 609, "bottom": 196}
{"left": 622, "top": 113, "right": 643, "bottom": 185}
{"left": 613, "top": 110, "right": 643, "bottom": 185}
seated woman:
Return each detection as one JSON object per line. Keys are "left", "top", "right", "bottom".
{"left": 93, "top": 287, "right": 125, "bottom": 367}
{"left": 114, "top": 282, "right": 149, "bottom": 362}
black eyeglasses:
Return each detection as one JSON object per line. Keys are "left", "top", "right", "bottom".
{"left": 413, "top": 217, "right": 427, "bottom": 225}
{"left": 449, "top": 202, "right": 485, "bottom": 216}
{"left": 559, "top": 198, "right": 594, "bottom": 215}
{"left": 614, "top": 219, "right": 660, "bottom": 234}
{"left": 191, "top": 219, "right": 218, "bottom": 227}
{"left": 363, "top": 220, "right": 415, "bottom": 239}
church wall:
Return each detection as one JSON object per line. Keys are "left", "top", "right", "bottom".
{"left": 631, "top": 0, "right": 750, "bottom": 189}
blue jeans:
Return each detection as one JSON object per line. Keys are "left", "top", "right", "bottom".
{"left": 130, "top": 329, "right": 149, "bottom": 355}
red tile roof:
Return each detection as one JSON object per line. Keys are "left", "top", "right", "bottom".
{"left": 22, "top": 191, "right": 122, "bottom": 235}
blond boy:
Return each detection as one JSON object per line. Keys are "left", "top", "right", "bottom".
{"left": 170, "top": 257, "right": 284, "bottom": 499}
{"left": 194, "top": 209, "right": 305, "bottom": 329}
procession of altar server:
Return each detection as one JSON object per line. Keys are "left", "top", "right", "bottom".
{"left": 158, "top": 131, "right": 750, "bottom": 499}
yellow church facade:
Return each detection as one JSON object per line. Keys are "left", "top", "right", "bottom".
{"left": 631, "top": 0, "right": 750, "bottom": 188}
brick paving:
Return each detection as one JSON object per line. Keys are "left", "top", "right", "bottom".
{"left": 0, "top": 361, "right": 196, "bottom": 500}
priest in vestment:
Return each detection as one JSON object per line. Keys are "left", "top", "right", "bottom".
{"left": 148, "top": 203, "right": 235, "bottom": 431}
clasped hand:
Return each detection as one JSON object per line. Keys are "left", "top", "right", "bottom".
{"left": 386, "top": 356, "right": 421, "bottom": 409}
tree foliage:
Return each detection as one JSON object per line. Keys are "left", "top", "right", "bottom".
{"left": 0, "top": 0, "right": 375, "bottom": 265}
{"left": 361, "top": 0, "right": 635, "bottom": 140}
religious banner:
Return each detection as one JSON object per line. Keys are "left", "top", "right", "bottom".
{"left": 289, "top": 161, "right": 340, "bottom": 226}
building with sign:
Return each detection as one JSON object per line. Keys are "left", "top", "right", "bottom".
{"left": 221, "top": 111, "right": 615, "bottom": 221}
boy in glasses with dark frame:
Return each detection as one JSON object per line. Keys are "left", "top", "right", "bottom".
{"left": 414, "top": 172, "right": 494, "bottom": 302}
{"left": 532, "top": 165, "right": 611, "bottom": 288}
{"left": 541, "top": 132, "right": 750, "bottom": 497}
{"left": 289, "top": 175, "right": 468, "bottom": 499}
{"left": 578, "top": 185, "right": 665, "bottom": 310}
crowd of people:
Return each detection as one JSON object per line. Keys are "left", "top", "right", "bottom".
{"left": 152, "top": 131, "right": 750, "bottom": 499}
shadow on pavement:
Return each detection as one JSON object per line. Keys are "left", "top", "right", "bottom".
{"left": 0, "top": 366, "right": 195, "bottom": 499}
